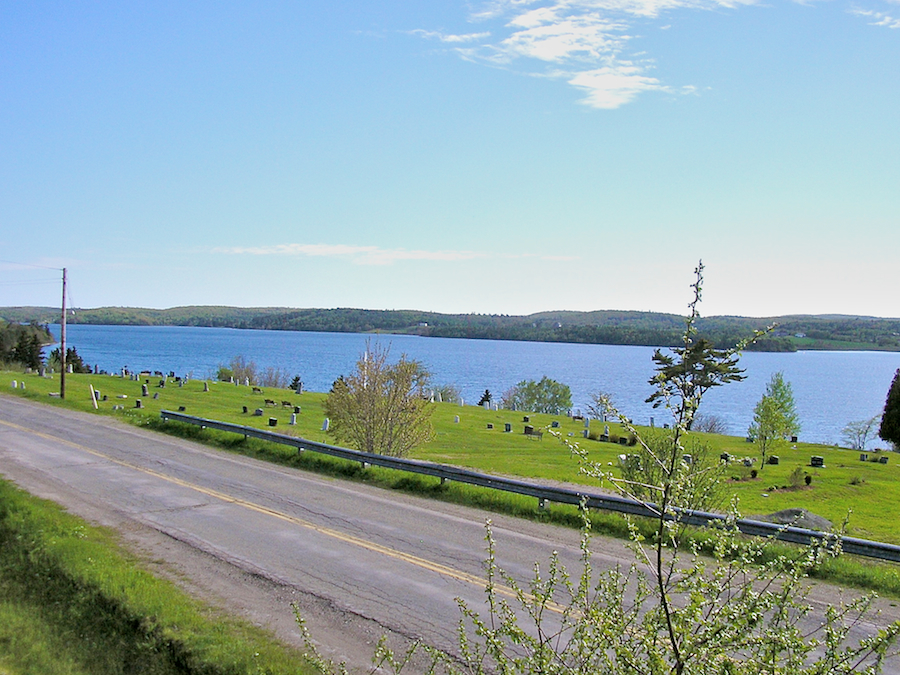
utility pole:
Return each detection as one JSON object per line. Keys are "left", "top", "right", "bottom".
{"left": 60, "top": 267, "right": 67, "bottom": 399}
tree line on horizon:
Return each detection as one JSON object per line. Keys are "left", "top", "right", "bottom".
{"left": 2, "top": 305, "right": 900, "bottom": 352}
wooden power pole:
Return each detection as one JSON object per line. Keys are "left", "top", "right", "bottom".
{"left": 60, "top": 267, "right": 67, "bottom": 399}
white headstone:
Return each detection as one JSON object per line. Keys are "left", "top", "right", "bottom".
{"left": 322, "top": 418, "right": 330, "bottom": 431}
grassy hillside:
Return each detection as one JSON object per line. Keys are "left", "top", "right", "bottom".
{"left": 4, "top": 368, "right": 899, "bottom": 546}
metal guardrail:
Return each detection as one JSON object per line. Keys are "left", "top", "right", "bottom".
{"left": 159, "top": 410, "right": 900, "bottom": 563}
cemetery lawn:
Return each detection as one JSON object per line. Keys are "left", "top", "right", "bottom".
{"left": 4, "top": 369, "right": 899, "bottom": 547}
{"left": 7, "top": 369, "right": 900, "bottom": 604}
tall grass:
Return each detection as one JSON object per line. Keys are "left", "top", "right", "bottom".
{"left": 0, "top": 478, "right": 318, "bottom": 675}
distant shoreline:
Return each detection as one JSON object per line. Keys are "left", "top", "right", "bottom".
{"left": 6, "top": 305, "right": 898, "bottom": 353}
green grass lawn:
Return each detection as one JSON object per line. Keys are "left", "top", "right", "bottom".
{"left": 4, "top": 368, "right": 898, "bottom": 546}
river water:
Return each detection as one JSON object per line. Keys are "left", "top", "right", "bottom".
{"left": 48, "top": 324, "right": 899, "bottom": 447}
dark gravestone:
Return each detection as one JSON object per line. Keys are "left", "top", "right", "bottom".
{"left": 504, "top": 423, "right": 512, "bottom": 433}
{"left": 242, "top": 406, "right": 248, "bottom": 414}
{"left": 268, "top": 418, "right": 277, "bottom": 427}
{"left": 810, "top": 456, "right": 825, "bottom": 468}
{"left": 178, "top": 405, "right": 186, "bottom": 412}
{"left": 524, "top": 425, "right": 534, "bottom": 435}
{"left": 487, "top": 423, "right": 494, "bottom": 429}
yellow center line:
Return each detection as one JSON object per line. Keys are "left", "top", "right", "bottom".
{"left": 0, "top": 418, "right": 565, "bottom": 611}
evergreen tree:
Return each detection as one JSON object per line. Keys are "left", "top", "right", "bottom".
{"left": 12, "top": 333, "right": 43, "bottom": 369}
{"left": 879, "top": 368, "right": 900, "bottom": 450}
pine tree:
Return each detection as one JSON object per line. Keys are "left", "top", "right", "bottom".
{"left": 879, "top": 368, "right": 900, "bottom": 450}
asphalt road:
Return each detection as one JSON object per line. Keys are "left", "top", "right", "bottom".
{"left": 2, "top": 394, "right": 899, "bottom": 673}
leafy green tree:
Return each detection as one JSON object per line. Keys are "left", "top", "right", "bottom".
{"left": 749, "top": 371, "right": 801, "bottom": 467}
{"left": 324, "top": 342, "right": 434, "bottom": 457}
{"left": 879, "top": 368, "right": 900, "bottom": 450}
{"left": 477, "top": 389, "right": 492, "bottom": 407}
{"left": 500, "top": 376, "right": 572, "bottom": 414}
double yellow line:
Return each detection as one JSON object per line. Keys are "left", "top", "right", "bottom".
{"left": 0, "top": 418, "right": 565, "bottom": 611}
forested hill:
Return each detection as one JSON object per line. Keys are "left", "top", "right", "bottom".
{"left": 3, "top": 305, "right": 900, "bottom": 352}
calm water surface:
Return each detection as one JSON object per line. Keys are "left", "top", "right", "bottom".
{"left": 49, "top": 325, "right": 900, "bottom": 447}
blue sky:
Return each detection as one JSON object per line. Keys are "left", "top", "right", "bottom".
{"left": 1, "top": 0, "right": 898, "bottom": 318}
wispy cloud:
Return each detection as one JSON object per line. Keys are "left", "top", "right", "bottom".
{"left": 851, "top": 7, "right": 900, "bottom": 27}
{"left": 408, "top": 29, "right": 492, "bottom": 43}
{"left": 414, "top": 0, "right": 759, "bottom": 108}
{"left": 214, "top": 243, "right": 578, "bottom": 265}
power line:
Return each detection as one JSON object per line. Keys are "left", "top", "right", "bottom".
{"left": 0, "top": 259, "right": 63, "bottom": 271}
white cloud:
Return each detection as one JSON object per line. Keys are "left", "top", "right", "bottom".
{"left": 408, "top": 29, "right": 492, "bottom": 43}
{"left": 412, "top": 0, "right": 757, "bottom": 108}
{"left": 568, "top": 64, "right": 665, "bottom": 107}
{"left": 214, "top": 243, "right": 578, "bottom": 265}
{"left": 851, "top": 7, "right": 900, "bottom": 27}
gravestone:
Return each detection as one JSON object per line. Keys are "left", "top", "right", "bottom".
{"left": 153, "top": 392, "right": 159, "bottom": 399}
{"left": 880, "top": 456, "right": 889, "bottom": 464}
{"left": 293, "top": 406, "right": 300, "bottom": 414}
{"left": 487, "top": 423, "right": 493, "bottom": 429}
{"left": 768, "top": 456, "right": 779, "bottom": 465}
{"left": 322, "top": 418, "right": 330, "bottom": 431}
{"left": 618, "top": 436, "right": 628, "bottom": 445}
{"left": 203, "top": 382, "right": 209, "bottom": 392}
{"left": 523, "top": 416, "right": 530, "bottom": 423}
{"left": 11, "top": 381, "right": 16, "bottom": 388}
{"left": 135, "top": 399, "right": 143, "bottom": 409}
{"left": 524, "top": 425, "right": 534, "bottom": 435}
{"left": 504, "top": 423, "right": 512, "bottom": 433}
{"left": 142, "top": 384, "right": 149, "bottom": 397}
{"left": 604, "top": 425, "right": 610, "bottom": 436}
{"left": 290, "top": 414, "right": 297, "bottom": 425}
{"left": 178, "top": 405, "right": 186, "bottom": 412}
{"left": 253, "top": 408, "right": 263, "bottom": 416}
{"left": 583, "top": 429, "right": 589, "bottom": 438}
{"left": 810, "top": 456, "right": 825, "bottom": 468}
{"left": 454, "top": 415, "right": 460, "bottom": 423}
{"left": 268, "top": 418, "right": 277, "bottom": 427}
{"left": 860, "top": 453, "right": 868, "bottom": 462}
{"left": 791, "top": 436, "right": 798, "bottom": 443}
{"left": 551, "top": 420, "right": 560, "bottom": 428}
{"left": 242, "top": 406, "right": 248, "bottom": 414}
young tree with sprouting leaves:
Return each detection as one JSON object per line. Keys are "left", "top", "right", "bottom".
{"left": 301, "top": 264, "right": 900, "bottom": 675}
{"left": 749, "top": 371, "right": 801, "bottom": 468}
{"left": 324, "top": 341, "right": 434, "bottom": 457}
{"left": 843, "top": 416, "right": 881, "bottom": 451}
